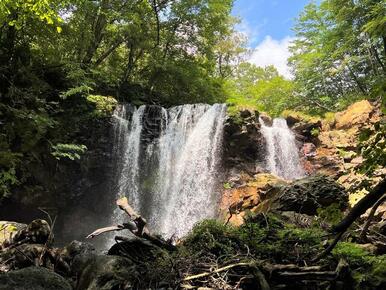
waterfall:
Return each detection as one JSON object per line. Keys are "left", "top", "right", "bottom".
{"left": 259, "top": 117, "right": 305, "bottom": 180}
{"left": 111, "top": 103, "right": 226, "bottom": 238}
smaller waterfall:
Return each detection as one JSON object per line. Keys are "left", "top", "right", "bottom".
{"left": 259, "top": 117, "right": 305, "bottom": 180}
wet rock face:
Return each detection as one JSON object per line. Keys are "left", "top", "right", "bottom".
{"left": 141, "top": 105, "right": 165, "bottom": 145}
{"left": 267, "top": 175, "right": 348, "bottom": 215}
{"left": 223, "top": 110, "right": 265, "bottom": 173}
{"left": 0, "top": 267, "right": 72, "bottom": 290}
{"left": 0, "top": 115, "right": 116, "bottom": 246}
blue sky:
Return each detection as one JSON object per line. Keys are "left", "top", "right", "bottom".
{"left": 232, "top": 0, "right": 312, "bottom": 78}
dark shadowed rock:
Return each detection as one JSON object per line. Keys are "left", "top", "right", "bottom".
{"left": 0, "top": 267, "right": 72, "bottom": 290}
{"left": 223, "top": 111, "right": 265, "bottom": 173}
{"left": 257, "top": 175, "right": 348, "bottom": 215}
{"left": 72, "top": 254, "right": 137, "bottom": 290}
{"left": 275, "top": 175, "right": 348, "bottom": 215}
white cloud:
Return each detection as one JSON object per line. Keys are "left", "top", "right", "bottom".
{"left": 248, "top": 36, "right": 295, "bottom": 79}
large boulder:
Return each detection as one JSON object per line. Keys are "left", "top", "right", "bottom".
{"left": 220, "top": 173, "right": 286, "bottom": 225}
{"left": 0, "top": 267, "right": 72, "bottom": 290}
{"left": 334, "top": 100, "right": 377, "bottom": 129}
{"left": 72, "top": 254, "right": 138, "bottom": 290}
{"left": 256, "top": 175, "right": 348, "bottom": 215}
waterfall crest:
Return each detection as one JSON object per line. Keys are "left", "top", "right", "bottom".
{"left": 111, "top": 103, "right": 226, "bottom": 238}
{"left": 259, "top": 117, "right": 305, "bottom": 180}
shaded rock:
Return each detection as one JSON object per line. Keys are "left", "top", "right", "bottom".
{"left": 259, "top": 113, "right": 272, "bottom": 126}
{"left": 0, "top": 266, "right": 72, "bottom": 290}
{"left": 285, "top": 114, "right": 301, "bottom": 127}
{"left": 108, "top": 236, "right": 167, "bottom": 263}
{"left": 292, "top": 120, "right": 321, "bottom": 142}
{"left": 280, "top": 211, "right": 329, "bottom": 230}
{"left": 72, "top": 254, "right": 138, "bottom": 290}
{"left": 12, "top": 219, "right": 51, "bottom": 245}
{"left": 256, "top": 175, "right": 348, "bottom": 215}
{"left": 301, "top": 143, "right": 316, "bottom": 157}
{"left": 223, "top": 112, "right": 265, "bottom": 172}
{"left": 57, "top": 241, "right": 95, "bottom": 273}
{"left": 239, "top": 109, "right": 252, "bottom": 118}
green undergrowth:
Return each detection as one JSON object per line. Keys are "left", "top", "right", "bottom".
{"left": 331, "top": 242, "right": 386, "bottom": 288}
{"left": 179, "top": 213, "right": 325, "bottom": 264}
{"left": 175, "top": 213, "right": 386, "bottom": 288}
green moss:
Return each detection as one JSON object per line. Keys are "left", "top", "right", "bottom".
{"left": 317, "top": 203, "right": 344, "bottom": 224}
{"left": 182, "top": 220, "right": 241, "bottom": 258}
{"left": 332, "top": 242, "right": 373, "bottom": 268}
{"left": 281, "top": 110, "right": 321, "bottom": 123}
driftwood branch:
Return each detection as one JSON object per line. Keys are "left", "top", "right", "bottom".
{"left": 116, "top": 197, "right": 148, "bottom": 235}
{"left": 182, "top": 262, "right": 256, "bottom": 282}
{"left": 86, "top": 225, "right": 124, "bottom": 239}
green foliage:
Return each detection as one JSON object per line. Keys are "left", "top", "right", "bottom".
{"left": 182, "top": 220, "right": 241, "bottom": 259}
{"left": 182, "top": 213, "right": 324, "bottom": 264}
{"left": 332, "top": 242, "right": 374, "bottom": 268}
{"left": 289, "top": 0, "right": 386, "bottom": 114}
{"left": 223, "top": 182, "right": 231, "bottom": 189}
{"left": 311, "top": 128, "right": 320, "bottom": 137}
{"left": 225, "top": 63, "right": 295, "bottom": 116}
{"left": 0, "top": 166, "right": 19, "bottom": 198}
{"left": 358, "top": 121, "right": 386, "bottom": 175}
{"left": 51, "top": 143, "right": 87, "bottom": 161}
{"left": 86, "top": 95, "right": 117, "bottom": 117}
{"left": 60, "top": 85, "right": 93, "bottom": 100}
{"left": 0, "top": 0, "right": 64, "bottom": 30}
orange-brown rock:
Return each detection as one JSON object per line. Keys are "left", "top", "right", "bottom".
{"left": 334, "top": 100, "right": 377, "bottom": 130}
{"left": 220, "top": 173, "right": 286, "bottom": 225}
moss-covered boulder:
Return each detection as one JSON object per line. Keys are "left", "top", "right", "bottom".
{"left": 0, "top": 267, "right": 72, "bottom": 290}
{"left": 256, "top": 175, "right": 348, "bottom": 215}
{"left": 72, "top": 255, "right": 138, "bottom": 290}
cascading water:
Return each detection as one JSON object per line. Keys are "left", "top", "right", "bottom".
{"left": 259, "top": 117, "right": 305, "bottom": 180}
{"left": 111, "top": 103, "right": 226, "bottom": 238}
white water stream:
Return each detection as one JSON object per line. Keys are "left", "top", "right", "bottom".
{"left": 259, "top": 117, "right": 305, "bottom": 180}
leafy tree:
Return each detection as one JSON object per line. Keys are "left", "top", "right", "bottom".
{"left": 225, "top": 62, "right": 295, "bottom": 116}
{"left": 289, "top": 0, "right": 386, "bottom": 113}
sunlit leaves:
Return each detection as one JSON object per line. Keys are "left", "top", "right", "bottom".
{"left": 0, "top": 0, "right": 64, "bottom": 30}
